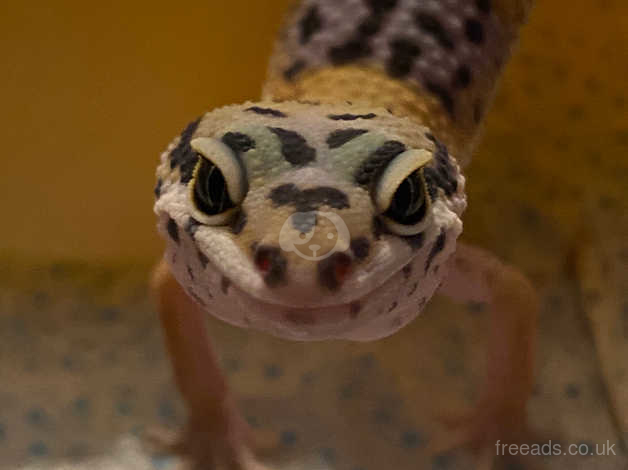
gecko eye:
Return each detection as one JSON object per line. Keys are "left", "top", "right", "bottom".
{"left": 188, "top": 137, "right": 248, "bottom": 225}
{"left": 375, "top": 149, "right": 433, "bottom": 236}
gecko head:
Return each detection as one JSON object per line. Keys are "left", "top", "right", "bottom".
{"left": 154, "top": 101, "right": 466, "bottom": 341}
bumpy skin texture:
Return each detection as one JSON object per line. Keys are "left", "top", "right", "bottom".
{"left": 155, "top": 102, "right": 465, "bottom": 340}
{"left": 154, "top": 0, "right": 532, "bottom": 341}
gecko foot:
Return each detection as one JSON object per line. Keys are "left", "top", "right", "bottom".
{"left": 145, "top": 398, "right": 278, "bottom": 469}
{"left": 430, "top": 403, "right": 547, "bottom": 469}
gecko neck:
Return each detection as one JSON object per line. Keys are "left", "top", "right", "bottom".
{"left": 264, "top": 64, "right": 477, "bottom": 164}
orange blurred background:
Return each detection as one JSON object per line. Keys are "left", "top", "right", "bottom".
{"left": 0, "top": 0, "right": 626, "bottom": 264}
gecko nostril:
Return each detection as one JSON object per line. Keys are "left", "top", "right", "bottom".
{"left": 318, "top": 252, "right": 352, "bottom": 291}
{"left": 254, "top": 245, "right": 287, "bottom": 287}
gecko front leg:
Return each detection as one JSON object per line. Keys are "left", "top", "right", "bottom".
{"left": 149, "top": 259, "right": 274, "bottom": 470}
{"left": 434, "top": 242, "right": 539, "bottom": 465}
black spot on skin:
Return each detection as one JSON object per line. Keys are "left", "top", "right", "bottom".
{"left": 222, "top": 132, "right": 255, "bottom": 154}
{"left": 269, "top": 184, "right": 350, "bottom": 212}
{"left": 364, "top": 0, "right": 398, "bottom": 13}
{"left": 415, "top": 13, "right": 454, "bottom": 50}
{"left": 318, "top": 252, "right": 352, "bottom": 291}
{"left": 355, "top": 140, "right": 407, "bottom": 188}
{"left": 404, "top": 232, "right": 425, "bottom": 251}
{"left": 408, "top": 281, "right": 418, "bottom": 296}
{"left": 254, "top": 245, "right": 288, "bottom": 287}
{"left": 197, "top": 250, "right": 209, "bottom": 269}
{"left": 402, "top": 264, "right": 412, "bottom": 279}
{"left": 476, "top": 0, "right": 491, "bottom": 14}
{"left": 425, "top": 229, "right": 446, "bottom": 273}
{"left": 169, "top": 118, "right": 201, "bottom": 183}
{"left": 328, "top": 113, "right": 376, "bottom": 121}
{"left": 423, "top": 138, "right": 458, "bottom": 197}
{"left": 425, "top": 81, "right": 455, "bottom": 116}
{"left": 329, "top": 39, "right": 372, "bottom": 65}
{"left": 349, "top": 301, "right": 362, "bottom": 318}
{"left": 300, "top": 6, "right": 323, "bottom": 44}
{"left": 230, "top": 210, "right": 247, "bottom": 234}
{"left": 284, "top": 60, "right": 306, "bottom": 81}
{"left": 166, "top": 217, "right": 179, "bottom": 244}
{"left": 269, "top": 127, "right": 316, "bottom": 165}
{"left": 221, "top": 277, "right": 231, "bottom": 294}
{"left": 357, "top": 16, "right": 383, "bottom": 37}
{"left": 350, "top": 237, "right": 371, "bottom": 260}
{"left": 388, "top": 301, "right": 398, "bottom": 313}
{"left": 245, "top": 106, "right": 286, "bottom": 118}
{"left": 327, "top": 128, "right": 369, "bottom": 148}
{"left": 465, "top": 19, "right": 485, "bottom": 44}
{"left": 185, "top": 218, "right": 201, "bottom": 237}
{"left": 187, "top": 265, "right": 195, "bottom": 281}
{"left": 154, "top": 178, "right": 163, "bottom": 198}
{"left": 453, "top": 65, "right": 472, "bottom": 89}
{"left": 388, "top": 38, "right": 421, "bottom": 78}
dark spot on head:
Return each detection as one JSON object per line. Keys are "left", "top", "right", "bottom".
{"left": 245, "top": 106, "right": 286, "bottom": 118}
{"left": 270, "top": 184, "right": 349, "bottom": 213}
{"left": 403, "top": 232, "right": 425, "bottom": 251}
{"left": 300, "top": 6, "right": 323, "bottom": 44}
{"left": 355, "top": 140, "right": 406, "bottom": 188}
{"left": 329, "top": 39, "right": 372, "bottom": 65}
{"left": 476, "top": 0, "right": 491, "bottom": 13}
{"left": 166, "top": 217, "right": 179, "bottom": 244}
{"left": 415, "top": 13, "right": 454, "bottom": 50}
{"left": 465, "top": 18, "right": 485, "bottom": 44}
{"left": 230, "top": 210, "right": 247, "bottom": 234}
{"left": 387, "top": 38, "right": 421, "bottom": 78}
{"left": 350, "top": 237, "right": 371, "bottom": 260}
{"left": 425, "top": 81, "right": 455, "bottom": 116}
{"left": 154, "top": 178, "right": 163, "bottom": 198}
{"left": 269, "top": 127, "right": 316, "bottom": 165}
{"left": 328, "top": 113, "right": 377, "bottom": 121}
{"left": 388, "top": 301, "right": 398, "bottom": 313}
{"left": 170, "top": 117, "right": 201, "bottom": 183}
{"left": 185, "top": 217, "right": 201, "bottom": 237}
{"left": 197, "top": 250, "right": 209, "bottom": 269}
{"left": 402, "top": 264, "right": 412, "bottom": 279}
{"left": 425, "top": 229, "right": 446, "bottom": 273}
{"left": 327, "top": 128, "right": 369, "bottom": 148}
{"left": 269, "top": 184, "right": 300, "bottom": 206}
{"left": 300, "top": 187, "right": 350, "bottom": 210}
{"left": 221, "top": 276, "right": 231, "bottom": 294}
{"left": 222, "top": 132, "right": 255, "bottom": 154}
{"left": 318, "top": 252, "right": 352, "bottom": 291}
{"left": 284, "top": 60, "right": 306, "bottom": 81}
{"left": 254, "top": 245, "right": 287, "bottom": 287}
{"left": 453, "top": 65, "right": 472, "bottom": 88}
{"left": 349, "top": 301, "right": 362, "bottom": 318}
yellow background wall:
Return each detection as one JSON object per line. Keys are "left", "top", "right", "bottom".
{"left": 0, "top": 0, "right": 626, "bottom": 263}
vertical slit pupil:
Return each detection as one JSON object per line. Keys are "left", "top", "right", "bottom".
{"left": 194, "top": 158, "right": 234, "bottom": 215}
{"left": 386, "top": 170, "right": 427, "bottom": 224}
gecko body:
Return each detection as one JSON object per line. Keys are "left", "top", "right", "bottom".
{"left": 151, "top": 1, "right": 536, "bottom": 467}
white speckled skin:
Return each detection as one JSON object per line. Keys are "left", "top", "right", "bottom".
{"left": 155, "top": 102, "right": 465, "bottom": 340}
